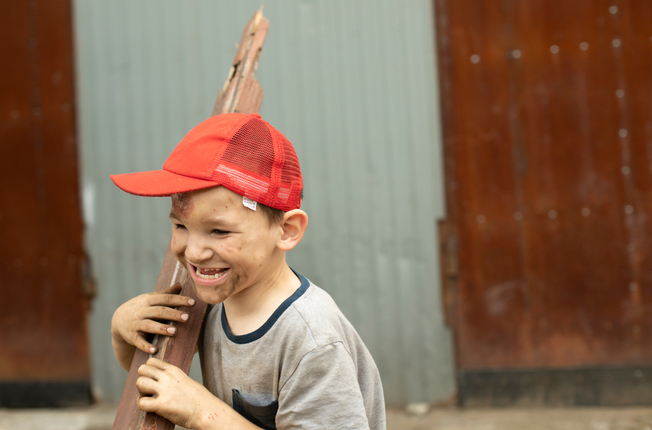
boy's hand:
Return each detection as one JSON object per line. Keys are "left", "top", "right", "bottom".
{"left": 136, "top": 358, "right": 208, "bottom": 428}
{"left": 111, "top": 284, "right": 195, "bottom": 370}
{"left": 137, "top": 359, "right": 263, "bottom": 430}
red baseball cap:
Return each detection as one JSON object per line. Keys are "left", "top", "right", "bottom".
{"left": 110, "top": 113, "right": 303, "bottom": 211}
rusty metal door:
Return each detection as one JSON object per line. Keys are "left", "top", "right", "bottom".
{"left": 435, "top": 0, "right": 652, "bottom": 406}
{"left": 0, "top": 0, "right": 91, "bottom": 406}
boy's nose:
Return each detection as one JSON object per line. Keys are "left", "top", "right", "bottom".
{"left": 185, "top": 239, "right": 213, "bottom": 262}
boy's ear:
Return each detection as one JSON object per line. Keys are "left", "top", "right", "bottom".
{"left": 277, "top": 209, "right": 308, "bottom": 251}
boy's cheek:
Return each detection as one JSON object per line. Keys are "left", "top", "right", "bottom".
{"left": 170, "top": 232, "right": 180, "bottom": 249}
{"left": 188, "top": 282, "right": 203, "bottom": 301}
{"left": 170, "top": 235, "right": 186, "bottom": 261}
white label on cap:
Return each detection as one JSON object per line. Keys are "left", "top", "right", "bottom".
{"left": 243, "top": 196, "right": 257, "bottom": 211}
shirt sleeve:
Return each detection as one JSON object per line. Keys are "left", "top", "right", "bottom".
{"left": 276, "top": 342, "right": 371, "bottom": 430}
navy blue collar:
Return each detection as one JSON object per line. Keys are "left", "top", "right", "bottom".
{"left": 221, "top": 270, "right": 310, "bottom": 344}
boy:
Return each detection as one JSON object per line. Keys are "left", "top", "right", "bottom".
{"left": 110, "top": 113, "right": 386, "bottom": 429}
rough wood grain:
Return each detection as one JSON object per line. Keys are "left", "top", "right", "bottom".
{"left": 212, "top": 11, "right": 268, "bottom": 116}
{"left": 112, "top": 10, "right": 269, "bottom": 430}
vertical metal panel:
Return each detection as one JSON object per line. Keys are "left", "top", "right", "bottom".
{"left": 0, "top": 0, "right": 90, "bottom": 404}
{"left": 74, "top": 0, "right": 453, "bottom": 405}
{"left": 436, "top": 0, "right": 652, "bottom": 374}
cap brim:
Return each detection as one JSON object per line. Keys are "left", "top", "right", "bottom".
{"left": 111, "top": 170, "right": 220, "bottom": 196}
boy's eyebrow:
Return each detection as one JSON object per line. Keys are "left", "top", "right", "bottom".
{"left": 210, "top": 216, "right": 238, "bottom": 228}
{"left": 168, "top": 211, "right": 238, "bottom": 228}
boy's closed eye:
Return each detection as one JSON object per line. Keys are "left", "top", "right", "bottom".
{"left": 171, "top": 221, "right": 229, "bottom": 236}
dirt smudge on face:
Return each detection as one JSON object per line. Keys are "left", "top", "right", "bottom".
{"left": 172, "top": 193, "right": 194, "bottom": 217}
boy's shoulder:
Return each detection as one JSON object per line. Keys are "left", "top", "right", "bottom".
{"left": 269, "top": 278, "right": 378, "bottom": 373}
{"left": 284, "top": 282, "right": 359, "bottom": 347}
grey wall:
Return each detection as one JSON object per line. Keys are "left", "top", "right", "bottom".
{"left": 74, "top": 0, "right": 454, "bottom": 406}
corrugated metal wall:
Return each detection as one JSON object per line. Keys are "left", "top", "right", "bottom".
{"left": 73, "top": 0, "right": 454, "bottom": 405}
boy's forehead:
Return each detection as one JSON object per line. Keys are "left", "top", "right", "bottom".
{"left": 171, "top": 192, "right": 194, "bottom": 217}
{"left": 170, "top": 186, "right": 258, "bottom": 220}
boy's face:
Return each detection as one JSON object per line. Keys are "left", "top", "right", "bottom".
{"left": 169, "top": 186, "right": 284, "bottom": 304}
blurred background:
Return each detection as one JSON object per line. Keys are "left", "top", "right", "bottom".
{"left": 2, "top": 0, "right": 652, "bottom": 420}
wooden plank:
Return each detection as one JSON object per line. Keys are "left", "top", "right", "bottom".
{"left": 112, "top": 250, "right": 199, "bottom": 429}
{"left": 112, "top": 10, "right": 269, "bottom": 430}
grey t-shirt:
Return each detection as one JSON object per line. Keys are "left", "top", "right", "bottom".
{"left": 199, "top": 272, "right": 386, "bottom": 430}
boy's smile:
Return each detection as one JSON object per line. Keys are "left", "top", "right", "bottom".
{"left": 169, "top": 186, "right": 285, "bottom": 305}
{"left": 192, "top": 266, "right": 229, "bottom": 281}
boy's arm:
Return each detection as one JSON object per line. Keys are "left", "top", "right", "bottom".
{"left": 136, "top": 358, "right": 262, "bottom": 430}
{"left": 111, "top": 284, "right": 195, "bottom": 371}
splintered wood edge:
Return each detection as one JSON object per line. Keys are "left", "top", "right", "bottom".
{"left": 231, "top": 17, "right": 268, "bottom": 113}
{"left": 213, "top": 13, "right": 269, "bottom": 116}
{"left": 212, "top": 12, "right": 258, "bottom": 115}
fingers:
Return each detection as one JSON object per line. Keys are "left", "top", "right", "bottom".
{"left": 136, "top": 375, "right": 158, "bottom": 396}
{"left": 150, "top": 293, "right": 195, "bottom": 307}
{"left": 158, "top": 283, "right": 183, "bottom": 295}
{"left": 130, "top": 306, "right": 190, "bottom": 352}
{"left": 136, "top": 364, "right": 164, "bottom": 401}
{"left": 138, "top": 362, "right": 164, "bottom": 379}
{"left": 133, "top": 332, "right": 158, "bottom": 354}
{"left": 137, "top": 395, "right": 157, "bottom": 413}
{"left": 136, "top": 361, "right": 176, "bottom": 400}
{"left": 129, "top": 318, "right": 178, "bottom": 353}
{"left": 146, "top": 357, "right": 172, "bottom": 371}
{"left": 148, "top": 288, "right": 196, "bottom": 308}
{"left": 137, "top": 319, "right": 177, "bottom": 339}
{"left": 147, "top": 293, "right": 195, "bottom": 309}
{"left": 112, "top": 285, "right": 195, "bottom": 355}
{"left": 142, "top": 306, "right": 190, "bottom": 324}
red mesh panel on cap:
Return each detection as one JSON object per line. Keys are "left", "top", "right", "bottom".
{"left": 279, "top": 133, "right": 301, "bottom": 185}
{"left": 210, "top": 115, "right": 303, "bottom": 211}
{"left": 221, "top": 118, "right": 275, "bottom": 178}
{"left": 272, "top": 129, "right": 303, "bottom": 208}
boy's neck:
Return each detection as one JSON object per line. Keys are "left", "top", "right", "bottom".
{"left": 222, "top": 262, "right": 302, "bottom": 336}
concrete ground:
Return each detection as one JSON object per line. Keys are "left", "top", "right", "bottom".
{"left": 2, "top": 403, "right": 652, "bottom": 430}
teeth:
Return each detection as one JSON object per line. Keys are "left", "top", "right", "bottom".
{"left": 196, "top": 268, "right": 226, "bottom": 279}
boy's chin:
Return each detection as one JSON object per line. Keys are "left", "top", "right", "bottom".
{"left": 190, "top": 282, "right": 228, "bottom": 305}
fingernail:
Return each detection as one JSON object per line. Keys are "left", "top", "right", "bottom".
{"left": 188, "top": 299, "right": 195, "bottom": 306}
{"left": 149, "top": 347, "right": 156, "bottom": 353}
{"left": 181, "top": 313, "right": 189, "bottom": 321}
{"left": 167, "top": 327, "right": 176, "bottom": 334}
